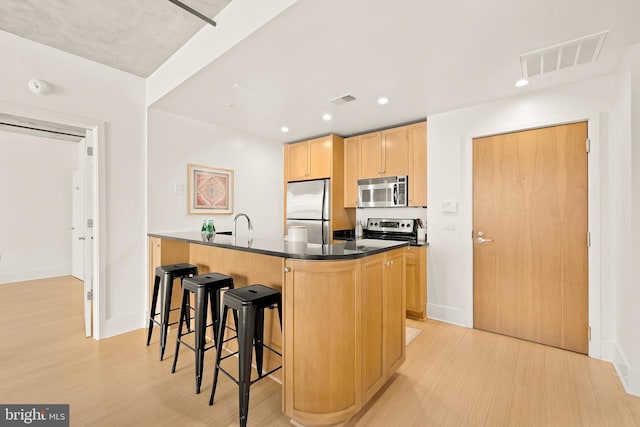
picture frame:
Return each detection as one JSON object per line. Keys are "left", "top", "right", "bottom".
{"left": 188, "top": 163, "right": 234, "bottom": 214}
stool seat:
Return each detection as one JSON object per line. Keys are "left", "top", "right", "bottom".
{"left": 209, "top": 284, "right": 282, "bottom": 427}
{"left": 147, "top": 263, "right": 198, "bottom": 360}
{"left": 171, "top": 272, "right": 234, "bottom": 394}
{"left": 223, "top": 284, "right": 281, "bottom": 308}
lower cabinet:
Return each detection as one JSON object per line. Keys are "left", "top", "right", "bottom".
{"left": 283, "top": 248, "right": 406, "bottom": 426}
{"left": 406, "top": 245, "right": 427, "bottom": 319}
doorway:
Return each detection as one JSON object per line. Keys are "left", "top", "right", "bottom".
{"left": 472, "top": 121, "right": 589, "bottom": 354}
{"left": 0, "top": 109, "right": 100, "bottom": 338}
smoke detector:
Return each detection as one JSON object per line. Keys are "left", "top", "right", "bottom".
{"left": 329, "top": 93, "right": 357, "bottom": 106}
{"left": 520, "top": 30, "right": 608, "bottom": 79}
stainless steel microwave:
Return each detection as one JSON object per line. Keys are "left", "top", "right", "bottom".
{"left": 357, "top": 176, "right": 408, "bottom": 208}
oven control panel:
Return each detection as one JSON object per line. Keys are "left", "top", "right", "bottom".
{"left": 366, "top": 218, "right": 416, "bottom": 234}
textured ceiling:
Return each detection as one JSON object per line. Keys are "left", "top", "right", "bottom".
{"left": 0, "top": 0, "right": 231, "bottom": 77}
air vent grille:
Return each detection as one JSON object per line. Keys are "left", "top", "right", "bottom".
{"left": 520, "top": 30, "right": 608, "bottom": 79}
{"left": 329, "top": 93, "right": 357, "bottom": 106}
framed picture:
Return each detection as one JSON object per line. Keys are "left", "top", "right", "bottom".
{"left": 188, "top": 163, "right": 234, "bottom": 214}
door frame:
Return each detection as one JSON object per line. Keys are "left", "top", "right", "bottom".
{"left": 462, "top": 115, "right": 602, "bottom": 358}
{"left": 0, "top": 100, "right": 105, "bottom": 340}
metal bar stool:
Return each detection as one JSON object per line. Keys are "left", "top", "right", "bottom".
{"left": 171, "top": 272, "right": 234, "bottom": 394}
{"left": 146, "top": 263, "right": 198, "bottom": 360}
{"left": 209, "top": 284, "right": 282, "bottom": 427}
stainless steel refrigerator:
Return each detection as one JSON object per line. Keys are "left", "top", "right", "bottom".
{"left": 286, "top": 179, "right": 330, "bottom": 244}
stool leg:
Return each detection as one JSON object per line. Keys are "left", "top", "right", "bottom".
{"left": 211, "top": 288, "right": 220, "bottom": 347}
{"left": 147, "top": 274, "right": 160, "bottom": 346}
{"left": 159, "top": 272, "right": 174, "bottom": 361}
{"left": 238, "top": 304, "right": 256, "bottom": 427}
{"left": 194, "top": 286, "right": 207, "bottom": 394}
{"left": 254, "top": 308, "right": 265, "bottom": 378}
{"left": 171, "top": 288, "right": 189, "bottom": 373}
{"left": 179, "top": 278, "right": 190, "bottom": 334}
{"left": 209, "top": 305, "right": 229, "bottom": 406}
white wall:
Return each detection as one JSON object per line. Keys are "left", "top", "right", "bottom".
{"left": 0, "top": 132, "right": 78, "bottom": 283}
{"left": 147, "top": 108, "right": 283, "bottom": 238}
{"left": 427, "top": 74, "right": 616, "bottom": 336}
{"left": 427, "top": 69, "right": 640, "bottom": 396}
{"left": 610, "top": 44, "right": 640, "bottom": 396}
{"left": 0, "top": 30, "right": 147, "bottom": 338}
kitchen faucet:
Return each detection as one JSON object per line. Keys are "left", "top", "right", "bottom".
{"left": 233, "top": 213, "right": 253, "bottom": 237}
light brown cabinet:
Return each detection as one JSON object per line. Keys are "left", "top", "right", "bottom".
{"left": 344, "top": 120, "right": 426, "bottom": 207}
{"left": 361, "top": 250, "right": 406, "bottom": 402}
{"left": 358, "top": 126, "right": 409, "bottom": 179}
{"left": 343, "top": 136, "right": 359, "bottom": 207}
{"left": 284, "top": 135, "right": 331, "bottom": 182}
{"left": 284, "top": 135, "right": 355, "bottom": 237}
{"left": 405, "top": 245, "right": 427, "bottom": 319}
{"left": 283, "top": 248, "right": 405, "bottom": 426}
{"left": 408, "top": 122, "right": 427, "bottom": 207}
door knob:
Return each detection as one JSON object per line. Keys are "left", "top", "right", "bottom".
{"left": 477, "top": 231, "right": 493, "bottom": 243}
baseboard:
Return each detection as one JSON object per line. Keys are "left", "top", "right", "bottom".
{"left": 613, "top": 343, "right": 640, "bottom": 397}
{"left": 0, "top": 268, "right": 71, "bottom": 284}
{"left": 426, "top": 303, "right": 468, "bottom": 328}
{"left": 101, "top": 312, "right": 146, "bottom": 339}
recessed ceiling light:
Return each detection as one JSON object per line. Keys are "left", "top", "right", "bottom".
{"left": 377, "top": 97, "right": 389, "bottom": 105}
{"left": 322, "top": 113, "right": 332, "bottom": 121}
{"left": 515, "top": 79, "right": 529, "bottom": 87}
{"left": 281, "top": 126, "right": 289, "bottom": 133}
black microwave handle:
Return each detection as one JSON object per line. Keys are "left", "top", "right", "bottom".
{"left": 393, "top": 184, "right": 398, "bottom": 205}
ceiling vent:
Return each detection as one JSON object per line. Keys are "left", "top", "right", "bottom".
{"left": 329, "top": 93, "right": 357, "bottom": 106}
{"left": 520, "top": 30, "right": 608, "bottom": 79}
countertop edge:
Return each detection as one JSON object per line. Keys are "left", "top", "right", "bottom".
{"left": 148, "top": 232, "right": 409, "bottom": 260}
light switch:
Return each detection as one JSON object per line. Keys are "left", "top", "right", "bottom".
{"left": 174, "top": 184, "right": 184, "bottom": 195}
{"left": 441, "top": 200, "right": 458, "bottom": 213}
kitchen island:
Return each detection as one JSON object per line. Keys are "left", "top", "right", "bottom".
{"left": 148, "top": 231, "right": 407, "bottom": 426}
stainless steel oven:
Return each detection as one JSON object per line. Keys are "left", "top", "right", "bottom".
{"left": 357, "top": 176, "right": 407, "bottom": 208}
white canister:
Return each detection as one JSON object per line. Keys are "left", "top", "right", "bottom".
{"left": 417, "top": 228, "right": 427, "bottom": 243}
{"left": 288, "top": 226, "right": 308, "bottom": 242}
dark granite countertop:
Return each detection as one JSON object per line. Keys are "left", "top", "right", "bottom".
{"left": 148, "top": 230, "right": 409, "bottom": 260}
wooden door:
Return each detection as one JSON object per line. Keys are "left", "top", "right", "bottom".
{"left": 359, "top": 132, "right": 383, "bottom": 178}
{"left": 473, "top": 122, "right": 588, "bottom": 354}
{"left": 381, "top": 126, "right": 408, "bottom": 177}
{"left": 344, "top": 136, "right": 359, "bottom": 207}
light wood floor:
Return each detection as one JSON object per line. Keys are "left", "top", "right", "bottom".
{"left": 1, "top": 277, "right": 639, "bottom": 426}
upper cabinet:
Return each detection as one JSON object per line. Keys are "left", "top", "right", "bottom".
{"left": 408, "top": 122, "right": 427, "bottom": 207}
{"left": 359, "top": 127, "right": 409, "bottom": 179}
{"left": 343, "top": 136, "right": 360, "bottom": 208}
{"left": 344, "top": 120, "right": 427, "bottom": 208}
{"left": 284, "top": 135, "right": 331, "bottom": 182}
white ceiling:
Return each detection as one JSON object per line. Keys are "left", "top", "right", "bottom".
{"left": 2, "top": 0, "right": 640, "bottom": 143}
{"left": 0, "top": 0, "right": 230, "bottom": 77}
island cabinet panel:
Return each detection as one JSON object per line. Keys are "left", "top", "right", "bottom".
{"left": 384, "top": 248, "right": 406, "bottom": 373}
{"left": 361, "top": 253, "right": 386, "bottom": 402}
{"left": 284, "top": 259, "right": 361, "bottom": 426}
